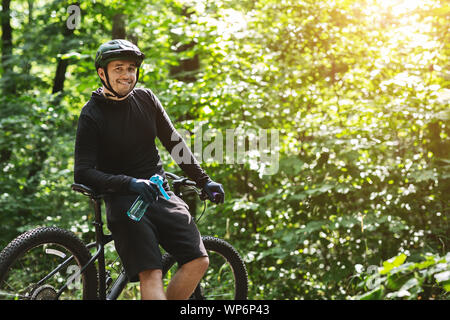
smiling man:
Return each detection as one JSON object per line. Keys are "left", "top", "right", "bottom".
{"left": 74, "top": 39, "right": 225, "bottom": 299}
{"left": 97, "top": 59, "right": 138, "bottom": 99}
{"left": 101, "top": 60, "right": 137, "bottom": 96}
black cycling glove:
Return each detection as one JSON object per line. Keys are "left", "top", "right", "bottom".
{"left": 129, "top": 178, "right": 159, "bottom": 204}
{"left": 203, "top": 180, "right": 225, "bottom": 204}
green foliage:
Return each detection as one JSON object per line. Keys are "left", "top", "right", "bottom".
{"left": 352, "top": 252, "right": 450, "bottom": 300}
{"left": 0, "top": 0, "right": 448, "bottom": 299}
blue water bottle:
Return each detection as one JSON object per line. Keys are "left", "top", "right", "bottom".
{"left": 127, "top": 174, "right": 170, "bottom": 221}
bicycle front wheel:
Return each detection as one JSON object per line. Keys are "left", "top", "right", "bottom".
{"left": 0, "top": 226, "right": 98, "bottom": 300}
{"left": 162, "top": 236, "right": 248, "bottom": 300}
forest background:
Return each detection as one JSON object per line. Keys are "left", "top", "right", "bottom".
{"left": 0, "top": 0, "right": 449, "bottom": 299}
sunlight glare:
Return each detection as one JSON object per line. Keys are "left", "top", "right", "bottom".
{"left": 376, "top": 0, "right": 424, "bottom": 16}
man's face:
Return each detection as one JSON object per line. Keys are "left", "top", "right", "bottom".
{"left": 98, "top": 59, "right": 137, "bottom": 97}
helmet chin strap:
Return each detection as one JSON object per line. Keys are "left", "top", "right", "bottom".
{"left": 100, "top": 68, "right": 141, "bottom": 99}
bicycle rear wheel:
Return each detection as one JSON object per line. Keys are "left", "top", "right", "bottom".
{"left": 0, "top": 226, "right": 98, "bottom": 300}
{"left": 162, "top": 236, "right": 248, "bottom": 300}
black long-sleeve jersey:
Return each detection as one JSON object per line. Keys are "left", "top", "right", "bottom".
{"left": 74, "top": 87, "right": 210, "bottom": 194}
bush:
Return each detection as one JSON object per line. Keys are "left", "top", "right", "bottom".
{"left": 352, "top": 252, "right": 450, "bottom": 300}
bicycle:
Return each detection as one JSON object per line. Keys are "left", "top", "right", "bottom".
{"left": 0, "top": 172, "right": 248, "bottom": 300}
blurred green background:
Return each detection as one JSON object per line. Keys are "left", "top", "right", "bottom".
{"left": 0, "top": 0, "right": 448, "bottom": 299}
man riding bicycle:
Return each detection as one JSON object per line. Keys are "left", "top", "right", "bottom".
{"left": 74, "top": 39, "right": 225, "bottom": 300}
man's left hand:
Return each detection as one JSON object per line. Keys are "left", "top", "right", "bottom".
{"left": 203, "top": 180, "right": 225, "bottom": 204}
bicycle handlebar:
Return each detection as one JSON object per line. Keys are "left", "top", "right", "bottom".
{"left": 165, "top": 172, "right": 196, "bottom": 186}
{"left": 165, "top": 172, "right": 220, "bottom": 202}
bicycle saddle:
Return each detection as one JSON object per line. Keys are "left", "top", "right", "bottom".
{"left": 71, "top": 183, "right": 102, "bottom": 199}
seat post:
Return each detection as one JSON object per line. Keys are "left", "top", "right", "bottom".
{"left": 90, "top": 197, "right": 107, "bottom": 299}
{"left": 90, "top": 197, "right": 105, "bottom": 244}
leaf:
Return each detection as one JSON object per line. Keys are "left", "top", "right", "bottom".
{"left": 301, "top": 220, "right": 327, "bottom": 234}
{"left": 410, "top": 169, "right": 435, "bottom": 182}
{"left": 394, "top": 289, "right": 410, "bottom": 298}
{"left": 400, "top": 277, "right": 419, "bottom": 291}
{"left": 280, "top": 156, "right": 304, "bottom": 175}
{"left": 442, "top": 282, "right": 450, "bottom": 292}
{"left": 380, "top": 254, "right": 407, "bottom": 275}
{"left": 416, "top": 258, "right": 436, "bottom": 270}
{"left": 386, "top": 274, "right": 404, "bottom": 290}
{"left": 58, "top": 52, "right": 89, "bottom": 60}
{"left": 434, "top": 271, "right": 450, "bottom": 283}
{"left": 358, "top": 287, "right": 384, "bottom": 300}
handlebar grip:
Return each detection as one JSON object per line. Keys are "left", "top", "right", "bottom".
{"left": 200, "top": 190, "right": 221, "bottom": 203}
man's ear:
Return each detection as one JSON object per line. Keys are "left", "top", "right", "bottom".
{"left": 97, "top": 68, "right": 105, "bottom": 81}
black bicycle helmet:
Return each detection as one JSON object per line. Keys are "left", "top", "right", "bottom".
{"left": 95, "top": 39, "right": 145, "bottom": 98}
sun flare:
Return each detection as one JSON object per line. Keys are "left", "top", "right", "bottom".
{"left": 375, "top": 0, "right": 425, "bottom": 16}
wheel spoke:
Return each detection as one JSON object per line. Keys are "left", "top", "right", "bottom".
{"left": 0, "top": 227, "right": 98, "bottom": 300}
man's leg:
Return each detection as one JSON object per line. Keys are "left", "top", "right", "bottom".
{"left": 166, "top": 256, "right": 209, "bottom": 300}
{"left": 139, "top": 269, "right": 167, "bottom": 300}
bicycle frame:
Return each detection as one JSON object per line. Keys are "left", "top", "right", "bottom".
{"left": 91, "top": 195, "right": 130, "bottom": 300}
{"left": 70, "top": 186, "right": 128, "bottom": 300}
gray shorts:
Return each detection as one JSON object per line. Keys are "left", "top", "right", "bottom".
{"left": 105, "top": 191, "right": 208, "bottom": 282}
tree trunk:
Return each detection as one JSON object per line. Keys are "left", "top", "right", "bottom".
{"left": 112, "top": 13, "right": 126, "bottom": 39}
{"left": 22, "top": 0, "right": 33, "bottom": 78}
{"left": 1, "top": 0, "right": 16, "bottom": 94}
{"left": 52, "top": 26, "right": 74, "bottom": 94}
{"left": 169, "top": 5, "right": 199, "bottom": 82}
